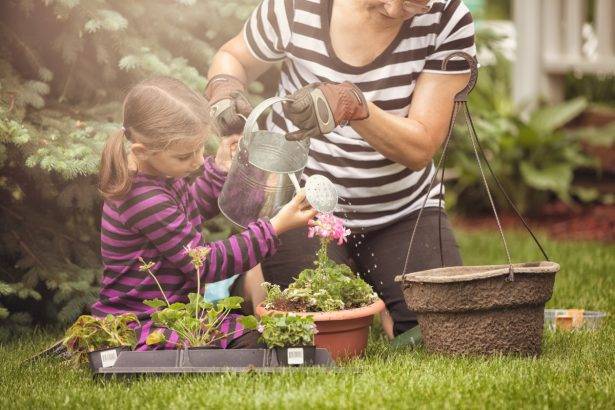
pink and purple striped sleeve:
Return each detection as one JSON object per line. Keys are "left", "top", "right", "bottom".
{"left": 190, "top": 156, "right": 227, "bottom": 220}
{"left": 120, "top": 187, "right": 279, "bottom": 283}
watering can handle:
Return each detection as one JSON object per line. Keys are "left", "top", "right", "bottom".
{"left": 242, "top": 96, "right": 293, "bottom": 142}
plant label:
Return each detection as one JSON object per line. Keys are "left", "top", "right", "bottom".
{"left": 100, "top": 349, "right": 119, "bottom": 368}
{"left": 287, "top": 348, "right": 304, "bottom": 365}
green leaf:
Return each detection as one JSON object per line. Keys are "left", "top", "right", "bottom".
{"left": 146, "top": 329, "right": 166, "bottom": 346}
{"left": 237, "top": 315, "right": 258, "bottom": 330}
{"left": 143, "top": 299, "right": 167, "bottom": 309}
{"left": 572, "top": 186, "right": 600, "bottom": 202}
{"left": 519, "top": 162, "right": 573, "bottom": 198}
{"left": 215, "top": 296, "right": 244, "bottom": 310}
{"left": 169, "top": 302, "right": 187, "bottom": 311}
{"left": 529, "top": 97, "right": 588, "bottom": 134}
{"left": 0, "top": 282, "right": 14, "bottom": 296}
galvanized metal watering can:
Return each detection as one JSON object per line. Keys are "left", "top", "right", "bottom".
{"left": 218, "top": 97, "right": 312, "bottom": 228}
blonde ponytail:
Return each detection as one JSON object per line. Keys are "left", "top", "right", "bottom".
{"left": 99, "top": 128, "right": 133, "bottom": 200}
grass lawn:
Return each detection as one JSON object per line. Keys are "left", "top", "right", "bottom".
{"left": 1, "top": 229, "right": 613, "bottom": 409}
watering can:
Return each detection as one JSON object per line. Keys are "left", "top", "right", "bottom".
{"left": 217, "top": 97, "right": 311, "bottom": 228}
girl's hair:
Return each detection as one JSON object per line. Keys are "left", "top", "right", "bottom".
{"left": 100, "top": 76, "right": 211, "bottom": 199}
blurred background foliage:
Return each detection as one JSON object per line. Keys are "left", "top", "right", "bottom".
{"left": 0, "top": 0, "right": 613, "bottom": 332}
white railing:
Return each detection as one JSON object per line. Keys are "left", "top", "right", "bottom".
{"left": 513, "top": 0, "right": 615, "bottom": 107}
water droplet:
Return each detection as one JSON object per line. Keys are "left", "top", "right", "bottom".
{"left": 360, "top": 234, "right": 365, "bottom": 238}
{"left": 371, "top": 253, "right": 375, "bottom": 257}
{"left": 367, "top": 269, "right": 371, "bottom": 273}
{"left": 374, "top": 264, "right": 378, "bottom": 268}
{"left": 379, "top": 281, "right": 383, "bottom": 285}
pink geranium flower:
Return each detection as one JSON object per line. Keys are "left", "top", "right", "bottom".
{"left": 307, "top": 213, "right": 351, "bottom": 245}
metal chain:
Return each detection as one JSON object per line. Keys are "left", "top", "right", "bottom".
{"left": 462, "top": 104, "right": 515, "bottom": 281}
{"left": 402, "top": 101, "right": 461, "bottom": 275}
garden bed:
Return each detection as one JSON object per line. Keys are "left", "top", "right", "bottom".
{"left": 454, "top": 202, "right": 615, "bottom": 242}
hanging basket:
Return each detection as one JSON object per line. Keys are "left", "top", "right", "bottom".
{"left": 394, "top": 52, "right": 559, "bottom": 356}
{"left": 396, "top": 262, "right": 559, "bottom": 355}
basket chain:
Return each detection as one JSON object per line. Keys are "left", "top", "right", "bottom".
{"left": 402, "top": 51, "right": 550, "bottom": 282}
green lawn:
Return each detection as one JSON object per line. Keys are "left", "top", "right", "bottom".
{"left": 1, "top": 230, "right": 613, "bottom": 409}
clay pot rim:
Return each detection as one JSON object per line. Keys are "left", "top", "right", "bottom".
{"left": 395, "top": 261, "right": 560, "bottom": 284}
{"left": 255, "top": 299, "right": 385, "bottom": 321}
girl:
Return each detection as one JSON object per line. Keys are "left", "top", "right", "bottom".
{"left": 92, "top": 76, "right": 316, "bottom": 350}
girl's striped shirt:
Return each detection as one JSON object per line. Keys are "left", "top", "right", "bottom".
{"left": 244, "top": 0, "right": 476, "bottom": 231}
{"left": 91, "top": 156, "right": 279, "bottom": 350}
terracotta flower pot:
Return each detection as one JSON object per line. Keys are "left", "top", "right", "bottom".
{"left": 256, "top": 299, "right": 385, "bottom": 360}
{"left": 396, "top": 261, "right": 560, "bottom": 356}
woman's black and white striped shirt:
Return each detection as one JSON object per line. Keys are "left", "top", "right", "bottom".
{"left": 243, "top": 0, "right": 476, "bottom": 231}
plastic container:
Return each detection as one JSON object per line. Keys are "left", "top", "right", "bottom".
{"left": 88, "top": 346, "right": 131, "bottom": 372}
{"left": 91, "top": 348, "right": 334, "bottom": 377}
{"left": 544, "top": 309, "right": 607, "bottom": 331}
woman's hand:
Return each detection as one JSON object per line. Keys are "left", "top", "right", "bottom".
{"left": 205, "top": 74, "right": 253, "bottom": 136}
{"left": 283, "top": 82, "right": 369, "bottom": 141}
{"left": 270, "top": 190, "right": 318, "bottom": 235}
{"left": 214, "top": 134, "right": 241, "bottom": 172}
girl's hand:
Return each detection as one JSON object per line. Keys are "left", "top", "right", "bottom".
{"left": 214, "top": 134, "right": 241, "bottom": 172}
{"left": 270, "top": 190, "right": 318, "bottom": 235}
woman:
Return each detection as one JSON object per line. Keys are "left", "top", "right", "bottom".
{"left": 206, "top": 0, "right": 476, "bottom": 338}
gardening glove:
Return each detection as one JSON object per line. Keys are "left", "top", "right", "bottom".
{"left": 283, "top": 82, "right": 369, "bottom": 141}
{"left": 205, "top": 74, "right": 253, "bottom": 136}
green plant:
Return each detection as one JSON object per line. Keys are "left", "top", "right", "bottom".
{"left": 446, "top": 27, "right": 605, "bottom": 214}
{"left": 61, "top": 313, "right": 138, "bottom": 365}
{"left": 0, "top": 0, "right": 263, "bottom": 330}
{"left": 258, "top": 313, "right": 316, "bottom": 349}
{"left": 263, "top": 214, "right": 377, "bottom": 312}
{"left": 139, "top": 245, "right": 257, "bottom": 348}
{"left": 449, "top": 97, "right": 598, "bottom": 214}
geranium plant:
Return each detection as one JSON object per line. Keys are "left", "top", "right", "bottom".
{"left": 263, "top": 213, "right": 377, "bottom": 312}
{"left": 258, "top": 313, "right": 316, "bottom": 349}
{"left": 140, "top": 245, "right": 258, "bottom": 348}
{"left": 61, "top": 313, "right": 139, "bottom": 365}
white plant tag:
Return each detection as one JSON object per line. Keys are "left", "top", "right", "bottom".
{"left": 287, "top": 347, "right": 304, "bottom": 365}
{"left": 100, "top": 349, "right": 118, "bottom": 368}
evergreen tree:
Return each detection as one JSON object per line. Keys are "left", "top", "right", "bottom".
{"left": 0, "top": 0, "right": 266, "bottom": 335}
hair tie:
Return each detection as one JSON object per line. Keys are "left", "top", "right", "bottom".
{"left": 121, "top": 125, "right": 132, "bottom": 142}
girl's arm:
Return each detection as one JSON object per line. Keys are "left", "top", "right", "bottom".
{"left": 189, "top": 156, "right": 227, "bottom": 221}
{"left": 120, "top": 186, "right": 278, "bottom": 283}
{"left": 189, "top": 135, "right": 239, "bottom": 221}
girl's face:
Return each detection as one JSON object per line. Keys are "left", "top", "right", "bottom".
{"left": 134, "top": 138, "right": 206, "bottom": 179}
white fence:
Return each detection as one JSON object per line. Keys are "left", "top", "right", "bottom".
{"left": 512, "top": 0, "right": 615, "bottom": 107}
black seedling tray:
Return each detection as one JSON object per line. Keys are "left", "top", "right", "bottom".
{"left": 91, "top": 347, "right": 334, "bottom": 377}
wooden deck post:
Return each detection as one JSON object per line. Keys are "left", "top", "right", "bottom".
{"left": 512, "top": 0, "right": 543, "bottom": 111}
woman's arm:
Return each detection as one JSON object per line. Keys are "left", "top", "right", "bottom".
{"left": 207, "top": 32, "right": 274, "bottom": 86}
{"left": 351, "top": 72, "right": 469, "bottom": 171}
